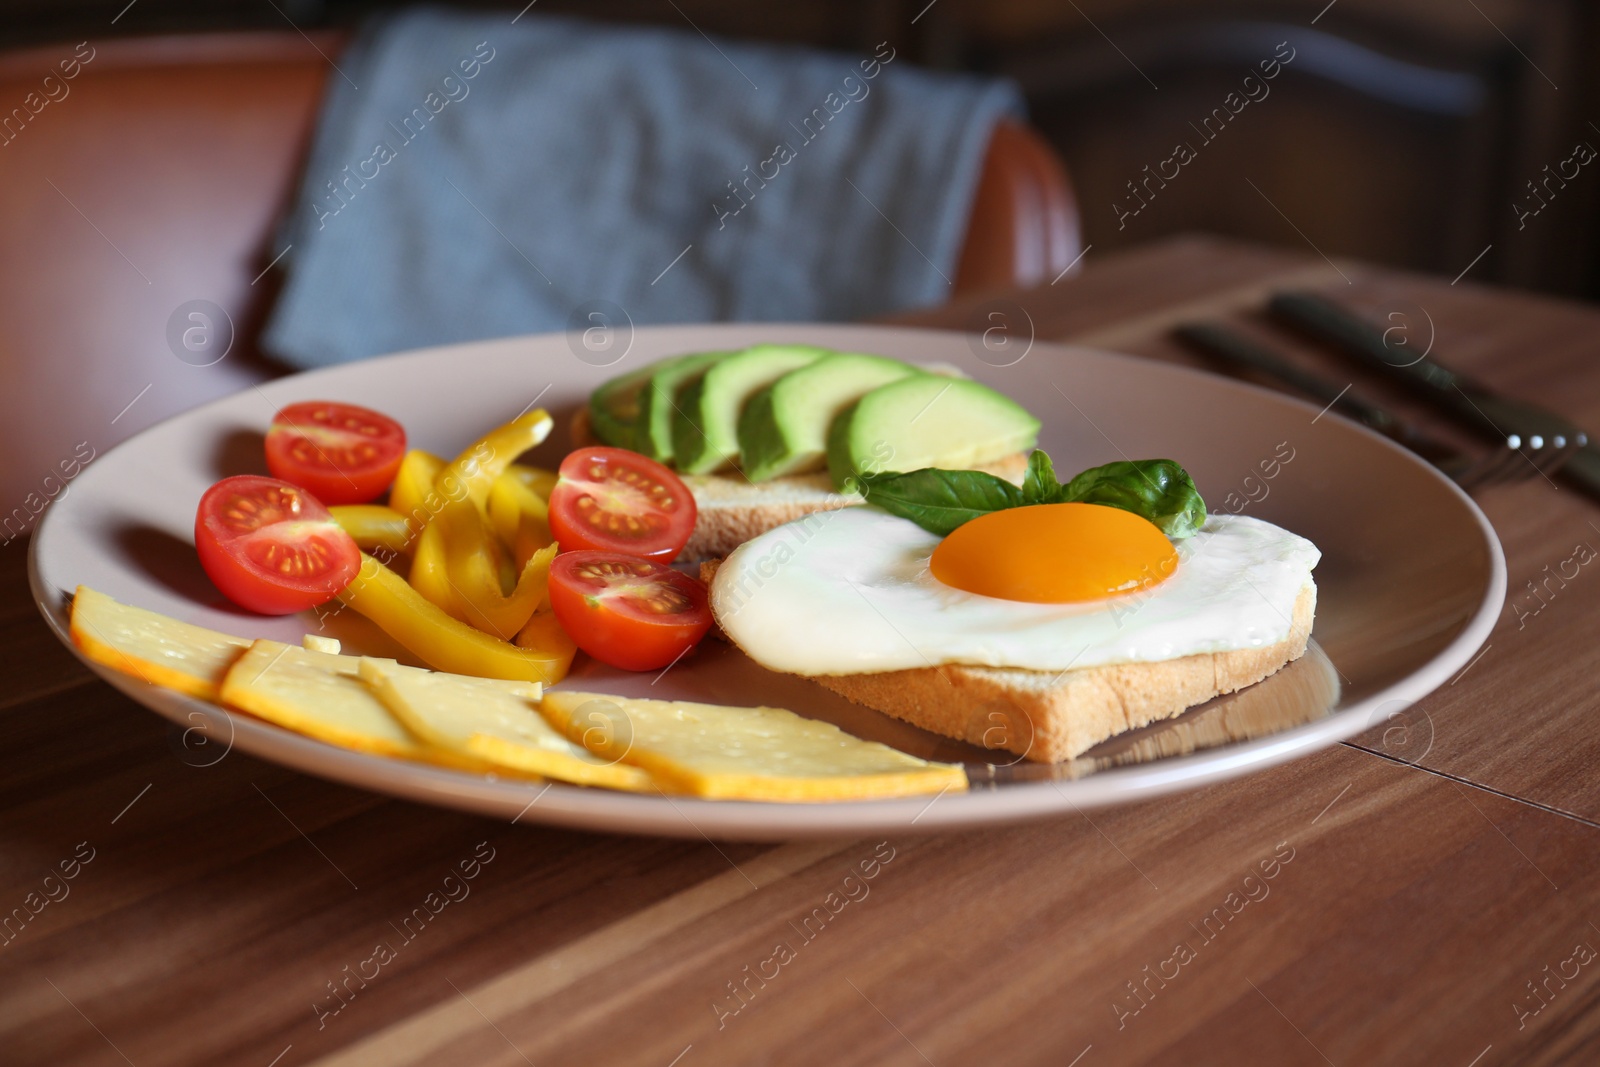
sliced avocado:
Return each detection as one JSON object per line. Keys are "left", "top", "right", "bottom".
{"left": 588, "top": 361, "right": 661, "bottom": 450}
{"left": 738, "top": 353, "right": 919, "bottom": 481}
{"left": 635, "top": 352, "right": 728, "bottom": 463}
{"left": 827, "top": 375, "right": 1041, "bottom": 489}
{"left": 673, "top": 345, "right": 830, "bottom": 474}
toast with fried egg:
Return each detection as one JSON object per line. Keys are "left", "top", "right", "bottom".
{"left": 702, "top": 555, "right": 1314, "bottom": 764}
{"left": 809, "top": 582, "right": 1314, "bottom": 763}
{"left": 700, "top": 493, "right": 1320, "bottom": 765}
{"left": 570, "top": 407, "right": 1029, "bottom": 560}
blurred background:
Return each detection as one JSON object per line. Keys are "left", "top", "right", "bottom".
{"left": 7, "top": 0, "right": 1598, "bottom": 297}
{"left": 1, "top": 0, "right": 1597, "bottom": 530}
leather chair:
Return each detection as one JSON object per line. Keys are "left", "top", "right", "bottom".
{"left": 0, "top": 32, "right": 1079, "bottom": 528}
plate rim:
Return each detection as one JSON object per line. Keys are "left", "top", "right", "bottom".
{"left": 28, "top": 323, "right": 1507, "bottom": 839}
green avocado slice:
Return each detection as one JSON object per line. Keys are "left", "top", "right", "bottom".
{"left": 826, "top": 375, "right": 1041, "bottom": 489}
{"left": 673, "top": 344, "right": 830, "bottom": 474}
{"left": 587, "top": 361, "right": 660, "bottom": 451}
{"left": 634, "top": 352, "right": 728, "bottom": 463}
{"left": 738, "top": 353, "right": 918, "bottom": 482}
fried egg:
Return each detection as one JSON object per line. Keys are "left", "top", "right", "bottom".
{"left": 709, "top": 505, "right": 1319, "bottom": 676}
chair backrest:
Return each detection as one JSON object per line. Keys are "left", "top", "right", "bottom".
{"left": 0, "top": 34, "right": 326, "bottom": 539}
{"left": 957, "top": 119, "right": 1081, "bottom": 296}
{"left": 0, "top": 32, "right": 1078, "bottom": 533}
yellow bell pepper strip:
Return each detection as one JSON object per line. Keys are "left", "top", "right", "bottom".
{"left": 487, "top": 471, "right": 554, "bottom": 569}
{"left": 515, "top": 608, "right": 576, "bottom": 667}
{"left": 506, "top": 463, "right": 559, "bottom": 500}
{"left": 434, "top": 493, "right": 509, "bottom": 594}
{"left": 472, "top": 543, "right": 557, "bottom": 639}
{"left": 436, "top": 409, "right": 554, "bottom": 513}
{"left": 496, "top": 549, "right": 518, "bottom": 596}
{"left": 329, "top": 505, "right": 414, "bottom": 557}
{"left": 407, "top": 514, "right": 463, "bottom": 621}
{"left": 433, "top": 496, "right": 556, "bottom": 639}
{"left": 336, "top": 553, "right": 572, "bottom": 685}
{"left": 389, "top": 449, "right": 447, "bottom": 535}
{"left": 485, "top": 477, "right": 521, "bottom": 555}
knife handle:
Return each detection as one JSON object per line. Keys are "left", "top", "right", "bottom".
{"left": 1173, "top": 322, "right": 1464, "bottom": 462}
{"left": 1267, "top": 291, "right": 1479, "bottom": 402}
{"left": 1174, "top": 323, "right": 1397, "bottom": 430}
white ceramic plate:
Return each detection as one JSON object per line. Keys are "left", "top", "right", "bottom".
{"left": 30, "top": 324, "right": 1504, "bottom": 839}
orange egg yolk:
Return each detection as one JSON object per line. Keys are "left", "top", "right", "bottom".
{"left": 929, "top": 503, "right": 1178, "bottom": 603}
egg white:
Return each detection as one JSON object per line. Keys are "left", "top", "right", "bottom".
{"left": 710, "top": 507, "right": 1320, "bottom": 676}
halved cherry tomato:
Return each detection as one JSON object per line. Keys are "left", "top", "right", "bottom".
{"left": 547, "top": 447, "right": 695, "bottom": 562}
{"left": 265, "top": 401, "right": 407, "bottom": 506}
{"left": 195, "top": 475, "right": 361, "bottom": 615}
{"left": 547, "top": 551, "right": 711, "bottom": 671}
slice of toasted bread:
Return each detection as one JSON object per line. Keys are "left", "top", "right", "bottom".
{"left": 813, "top": 583, "right": 1316, "bottom": 763}
{"left": 682, "top": 453, "right": 1030, "bottom": 560}
{"left": 699, "top": 557, "right": 1315, "bottom": 764}
{"left": 570, "top": 407, "right": 1028, "bottom": 560}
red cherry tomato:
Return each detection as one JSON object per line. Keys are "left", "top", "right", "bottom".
{"left": 264, "top": 400, "right": 407, "bottom": 506}
{"left": 547, "top": 551, "right": 712, "bottom": 671}
{"left": 195, "top": 475, "right": 361, "bottom": 615}
{"left": 548, "top": 447, "right": 696, "bottom": 562}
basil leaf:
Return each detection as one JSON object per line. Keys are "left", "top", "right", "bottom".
{"left": 1056, "top": 459, "right": 1206, "bottom": 539}
{"left": 1020, "top": 449, "right": 1059, "bottom": 504}
{"left": 856, "top": 452, "right": 1206, "bottom": 540}
{"left": 857, "top": 468, "right": 1025, "bottom": 536}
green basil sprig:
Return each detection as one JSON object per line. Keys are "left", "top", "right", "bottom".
{"left": 857, "top": 451, "right": 1206, "bottom": 539}
{"left": 849, "top": 466, "right": 1025, "bottom": 536}
{"left": 1058, "top": 459, "right": 1207, "bottom": 539}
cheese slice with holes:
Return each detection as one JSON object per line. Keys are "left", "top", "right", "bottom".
{"left": 220, "top": 640, "right": 457, "bottom": 762}
{"left": 538, "top": 691, "right": 967, "bottom": 801}
{"left": 70, "top": 586, "right": 251, "bottom": 701}
{"left": 358, "top": 659, "right": 655, "bottom": 792}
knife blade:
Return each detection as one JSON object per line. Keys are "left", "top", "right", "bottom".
{"left": 1268, "top": 290, "right": 1600, "bottom": 498}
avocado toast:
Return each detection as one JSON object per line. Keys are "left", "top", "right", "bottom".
{"left": 579, "top": 345, "right": 1040, "bottom": 559}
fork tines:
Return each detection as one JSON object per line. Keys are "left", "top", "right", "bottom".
{"left": 1449, "top": 433, "right": 1583, "bottom": 490}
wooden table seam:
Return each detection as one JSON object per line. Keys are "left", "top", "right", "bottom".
{"left": 1342, "top": 740, "right": 1600, "bottom": 834}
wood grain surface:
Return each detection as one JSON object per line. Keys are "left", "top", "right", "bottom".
{"left": 6, "top": 235, "right": 1600, "bottom": 1066}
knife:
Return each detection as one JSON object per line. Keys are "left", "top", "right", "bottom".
{"left": 1173, "top": 322, "right": 1464, "bottom": 464}
{"left": 1268, "top": 291, "right": 1600, "bottom": 498}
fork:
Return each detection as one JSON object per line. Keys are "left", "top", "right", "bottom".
{"left": 1173, "top": 322, "right": 1573, "bottom": 490}
{"left": 1442, "top": 433, "right": 1582, "bottom": 489}
{"left": 1267, "top": 292, "right": 1590, "bottom": 449}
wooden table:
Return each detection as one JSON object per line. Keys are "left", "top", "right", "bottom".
{"left": 6, "top": 235, "right": 1599, "bottom": 1066}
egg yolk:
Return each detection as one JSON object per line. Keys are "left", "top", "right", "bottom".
{"left": 929, "top": 503, "right": 1178, "bottom": 603}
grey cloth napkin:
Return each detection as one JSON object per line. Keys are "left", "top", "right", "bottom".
{"left": 261, "top": 7, "right": 1023, "bottom": 368}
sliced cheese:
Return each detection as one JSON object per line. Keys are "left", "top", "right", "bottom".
{"left": 302, "top": 634, "right": 342, "bottom": 655}
{"left": 358, "top": 659, "right": 656, "bottom": 792}
{"left": 538, "top": 691, "right": 968, "bottom": 801}
{"left": 70, "top": 585, "right": 250, "bottom": 701}
{"left": 220, "top": 640, "right": 452, "bottom": 762}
